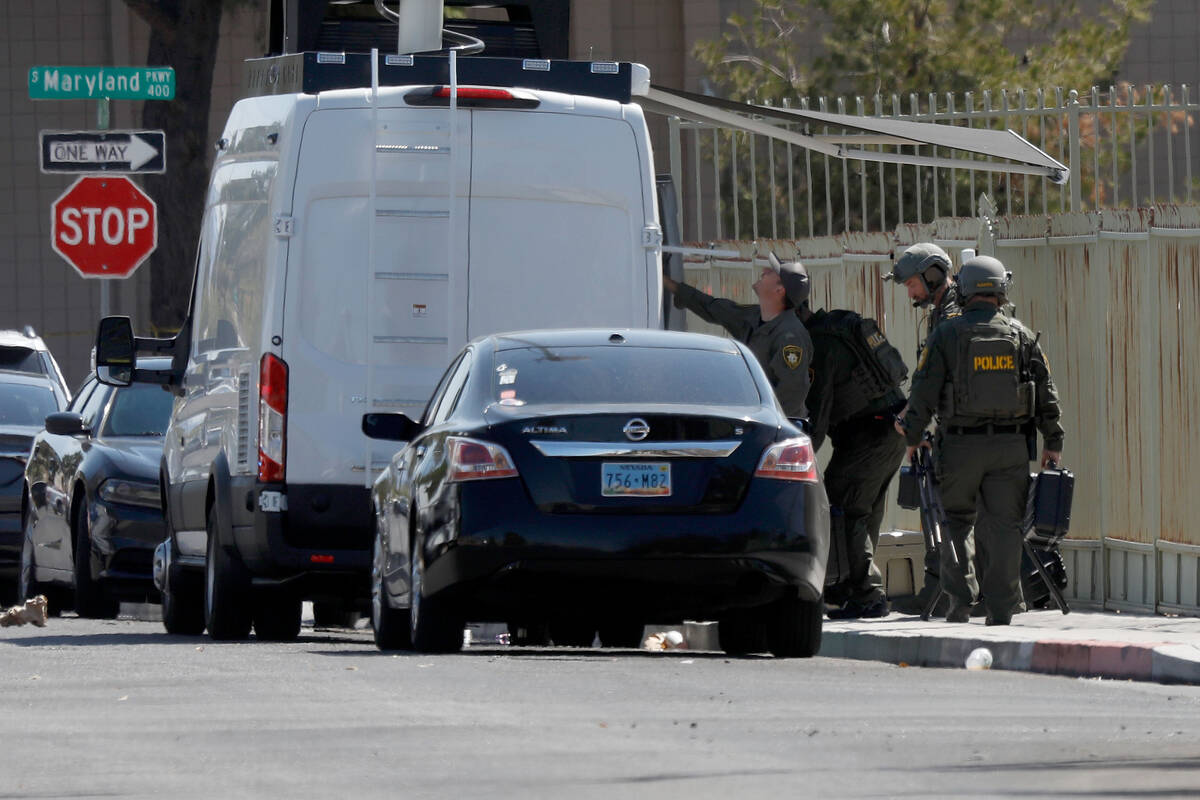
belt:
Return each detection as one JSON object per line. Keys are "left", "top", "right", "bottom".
{"left": 946, "top": 423, "right": 1024, "bottom": 435}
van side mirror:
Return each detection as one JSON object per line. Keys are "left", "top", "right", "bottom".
{"left": 45, "top": 412, "right": 89, "bottom": 437}
{"left": 362, "top": 413, "right": 420, "bottom": 442}
{"left": 95, "top": 316, "right": 135, "bottom": 386}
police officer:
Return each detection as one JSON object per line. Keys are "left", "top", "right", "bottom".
{"left": 895, "top": 256, "right": 1064, "bottom": 625}
{"left": 662, "top": 257, "right": 813, "bottom": 417}
{"left": 798, "top": 289, "right": 908, "bottom": 619}
{"left": 885, "top": 242, "right": 962, "bottom": 614}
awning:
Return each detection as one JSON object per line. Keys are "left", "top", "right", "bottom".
{"left": 638, "top": 85, "right": 1070, "bottom": 185}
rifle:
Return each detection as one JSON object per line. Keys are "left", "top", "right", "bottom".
{"left": 911, "top": 434, "right": 958, "bottom": 621}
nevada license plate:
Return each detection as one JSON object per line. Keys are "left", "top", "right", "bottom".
{"left": 601, "top": 462, "right": 671, "bottom": 497}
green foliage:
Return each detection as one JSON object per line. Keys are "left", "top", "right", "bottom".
{"left": 695, "top": 0, "right": 1152, "bottom": 103}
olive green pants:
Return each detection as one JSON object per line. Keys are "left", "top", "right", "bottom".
{"left": 824, "top": 417, "right": 907, "bottom": 606}
{"left": 935, "top": 432, "right": 1030, "bottom": 618}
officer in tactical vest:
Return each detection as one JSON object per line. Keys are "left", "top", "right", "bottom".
{"left": 895, "top": 256, "right": 1064, "bottom": 625}
{"left": 663, "top": 257, "right": 813, "bottom": 417}
{"left": 798, "top": 286, "right": 909, "bottom": 619}
{"left": 885, "top": 242, "right": 963, "bottom": 614}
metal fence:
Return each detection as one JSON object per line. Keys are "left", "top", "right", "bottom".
{"left": 661, "top": 84, "right": 1199, "bottom": 243}
{"left": 674, "top": 203, "right": 1200, "bottom": 617}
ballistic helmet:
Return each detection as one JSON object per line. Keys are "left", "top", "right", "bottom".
{"left": 768, "top": 252, "right": 811, "bottom": 308}
{"left": 957, "top": 255, "right": 1012, "bottom": 299}
{"left": 885, "top": 242, "right": 952, "bottom": 307}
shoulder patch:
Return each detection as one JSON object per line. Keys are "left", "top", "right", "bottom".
{"left": 782, "top": 344, "right": 804, "bottom": 370}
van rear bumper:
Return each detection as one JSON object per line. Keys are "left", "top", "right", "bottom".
{"left": 229, "top": 477, "right": 372, "bottom": 594}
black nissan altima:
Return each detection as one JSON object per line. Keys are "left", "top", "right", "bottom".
{"left": 363, "top": 330, "right": 830, "bottom": 657}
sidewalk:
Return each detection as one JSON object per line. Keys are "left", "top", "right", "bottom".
{"left": 678, "top": 608, "right": 1200, "bottom": 683}
{"left": 821, "top": 608, "right": 1200, "bottom": 684}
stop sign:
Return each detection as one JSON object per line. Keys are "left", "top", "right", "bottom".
{"left": 51, "top": 176, "right": 157, "bottom": 278}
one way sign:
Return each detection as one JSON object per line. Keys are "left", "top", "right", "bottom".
{"left": 40, "top": 130, "right": 166, "bottom": 174}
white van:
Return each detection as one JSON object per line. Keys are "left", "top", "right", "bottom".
{"left": 95, "top": 52, "right": 663, "bottom": 640}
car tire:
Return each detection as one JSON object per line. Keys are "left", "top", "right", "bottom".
{"left": 507, "top": 621, "right": 551, "bottom": 647}
{"left": 253, "top": 589, "right": 302, "bottom": 641}
{"left": 204, "top": 512, "right": 252, "bottom": 641}
{"left": 72, "top": 498, "right": 119, "bottom": 619}
{"left": 371, "top": 530, "right": 411, "bottom": 651}
{"left": 765, "top": 595, "right": 823, "bottom": 658}
{"left": 718, "top": 610, "right": 769, "bottom": 656}
{"left": 597, "top": 620, "right": 644, "bottom": 649}
{"left": 550, "top": 622, "right": 596, "bottom": 648}
{"left": 408, "top": 532, "right": 462, "bottom": 654}
{"left": 19, "top": 505, "right": 65, "bottom": 617}
{"left": 162, "top": 559, "right": 206, "bottom": 635}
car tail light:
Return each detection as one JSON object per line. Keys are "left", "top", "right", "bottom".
{"left": 755, "top": 437, "right": 819, "bottom": 483}
{"left": 447, "top": 436, "right": 518, "bottom": 482}
{"left": 258, "top": 353, "right": 288, "bottom": 483}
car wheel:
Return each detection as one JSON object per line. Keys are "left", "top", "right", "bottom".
{"left": 507, "top": 621, "right": 551, "bottom": 647}
{"left": 204, "top": 512, "right": 252, "bottom": 641}
{"left": 162, "top": 559, "right": 206, "bottom": 635}
{"left": 766, "top": 595, "right": 823, "bottom": 658}
{"left": 597, "top": 620, "right": 644, "bottom": 649}
{"left": 718, "top": 610, "right": 769, "bottom": 656}
{"left": 550, "top": 621, "right": 596, "bottom": 648}
{"left": 19, "top": 505, "right": 64, "bottom": 617}
{"left": 371, "top": 531, "right": 411, "bottom": 651}
{"left": 408, "top": 532, "right": 462, "bottom": 653}
{"left": 72, "top": 498, "right": 119, "bottom": 619}
{"left": 253, "top": 589, "right": 302, "bottom": 641}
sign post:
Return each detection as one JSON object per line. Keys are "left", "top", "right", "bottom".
{"left": 30, "top": 65, "right": 174, "bottom": 317}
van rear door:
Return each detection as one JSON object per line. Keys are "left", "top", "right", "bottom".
{"left": 466, "top": 108, "right": 655, "bottom": 336}
{"left": 284, "top": 105, "right": 469, "bottom": 485}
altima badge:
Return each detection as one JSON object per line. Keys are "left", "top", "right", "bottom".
{"left": 521, "top": 425, "right": 567, "bottom": 435}
{"left": 623, "top": 418, "right": 650, "bottom": 441}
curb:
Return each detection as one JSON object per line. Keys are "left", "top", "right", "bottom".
{"left": 674, "top": 621, "right": 1200, "bottom": 684}
{"left": 820, "top": 629, "right": 1200, "bottom": 684}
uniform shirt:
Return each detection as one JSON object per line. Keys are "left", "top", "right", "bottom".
{"left": 904, "top": 300, "right": 1064, "bottom": 451}
{"left": 803, "top": 308, "right": 905, "bottom": 452}
{"left": 672, "top": 282, "right": 813, "bottom": 417}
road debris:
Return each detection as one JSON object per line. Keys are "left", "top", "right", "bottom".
{"left": 965, "top": 647, "right": 994, "bottom": 670}
{"left": 1, "top": 596, "right": 48, "bottom": 628}
{"left": 643, "top": 630, "right": 687, "bottom": 651}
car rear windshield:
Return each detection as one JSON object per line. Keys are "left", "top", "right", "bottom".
{"left": 0, "top": 383, "right": 57, "bottom": 426}
{"left": 103, "top": 383, "right": 174, "bottom": 437}
{"left": 0, "top": 346, "right": 42, "bottom": 374}
{"left": 492, "top": 345, "right": 761, "bottom": 407}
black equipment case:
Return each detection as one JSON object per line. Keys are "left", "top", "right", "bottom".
{"left": 1027, "top": 465, "right": 1075, "bottom": 547}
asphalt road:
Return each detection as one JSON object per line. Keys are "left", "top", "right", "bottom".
{"left": 3, "top": 616, "right": 1200, "bottom": 799}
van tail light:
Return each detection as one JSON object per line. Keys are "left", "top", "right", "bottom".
{"left": 258, "top": 354, "right": 288, "bottom": 483}
{"left": 433, "top": 86, "right": 514, "bottom": 100}
{"left": 755, "top": 437, "right": 819, "bottom": 483}
{"left": 447, "top": 436, "right": 519, "bottom": 482}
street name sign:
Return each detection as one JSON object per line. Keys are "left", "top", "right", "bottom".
{"left": 28, "top": 66, "right": 175, "bottom": 100}
{"left": 51, "top": 177, "right": 158, "bottom": 279}
{"left": 40, "top": 130, "right": 166, "bottom": 174}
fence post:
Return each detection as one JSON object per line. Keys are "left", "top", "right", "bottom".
{"left": 1068, "top": 89, "right": 1082, "bottom": 212}
{"left": 668, "top": 114, "right": 683, "bottom": 222}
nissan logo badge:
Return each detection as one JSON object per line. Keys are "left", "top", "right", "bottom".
{"left": 623, "top": 418, "right": 650, "bottom": 442}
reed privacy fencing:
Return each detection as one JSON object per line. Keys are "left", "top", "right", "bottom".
{"left": 675, "top": 204, "right": 1200, "bottom": 616}
{"left": 660, "top": 84, "right": 1198, "bottom": 243}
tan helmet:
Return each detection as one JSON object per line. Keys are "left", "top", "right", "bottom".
{"left": 885, "top": 242, "right": 952, "bottom": 307}
{"left": 957, "top": 255, "right": 1012, "bottom": 299}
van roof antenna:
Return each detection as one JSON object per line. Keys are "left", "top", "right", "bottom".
{"left": 373, "top": 0, "right": 485, "bottom": 56}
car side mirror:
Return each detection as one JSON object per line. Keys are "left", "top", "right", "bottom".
{"left": 96, "top": 316, "right": 135, "bottom": 386}
{"left": 45, "top": 412, "right": 89, "bottom": 437}
{"left": 362, "top": 412, "right": 420, "bottom": 442}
